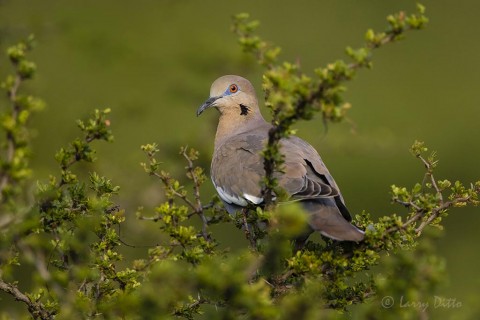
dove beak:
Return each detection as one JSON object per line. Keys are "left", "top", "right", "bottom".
{"left": 197, "top": 96, "right": 221, "bottom": 117}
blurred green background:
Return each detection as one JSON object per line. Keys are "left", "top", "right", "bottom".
{"left": 1, "top": 0, "right": 479, "bottom": 318}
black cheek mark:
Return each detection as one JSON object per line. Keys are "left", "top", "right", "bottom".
{"left": 240, "top": 104, "right": 249, "bottom": 116}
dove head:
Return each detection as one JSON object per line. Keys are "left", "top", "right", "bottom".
{"left": 197, "top": 75, "right": 262, "bottom": 120}
{"left": 197, "top": 75, "right": 267, "bottom": 146}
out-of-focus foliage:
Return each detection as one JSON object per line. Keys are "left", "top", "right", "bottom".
{"left": 0, "top": 3, "right": 479, "bottom": 320}
{"left": 0, "top": 35, "right": 44, "bottom": 205}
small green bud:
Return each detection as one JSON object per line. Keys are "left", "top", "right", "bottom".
{"left": 6, "top": 44, "right": 26, "bottom": 63}
{"left": 365, "top": 29, "right": 375, "bottom": 42}
{"left": 417, "top": 3, "right": 426, "bottom": 15}
{"left": 18, "top": 60, "right": 36, "bottom": 79}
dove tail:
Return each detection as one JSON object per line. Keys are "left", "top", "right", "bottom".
{"left": 302, "top": 199, "right": 365, "bottom": 242}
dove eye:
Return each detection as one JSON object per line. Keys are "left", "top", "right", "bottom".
{"left": 228, "top": 84, "right": 238, "bottom": 94}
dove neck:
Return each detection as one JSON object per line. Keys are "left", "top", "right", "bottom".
{"left": 214, "top": 113, "right": 268, "bottom": 149}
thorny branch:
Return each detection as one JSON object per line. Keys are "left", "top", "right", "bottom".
{"left": 144, "top": 146, "right": 212, "bottom": 242}
{"left": 390, "top": 152, "right": 479, "bottom": 236}
{"left": 154, "top": 170, "right": 197, "bottom": 210}
{"left": 181, "top": 147, "right": 210, "bottom": 241}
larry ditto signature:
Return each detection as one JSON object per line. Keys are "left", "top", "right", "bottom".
{"left": 381, "top": 295, "right": 462, "bottom": 311}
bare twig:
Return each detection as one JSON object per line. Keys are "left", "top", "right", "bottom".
{"left": 0, "top": 278, "right": 54, "bottom": 320}
{"left": 414, "top": 197, "right": 471, "bottom": 235}
{"left": 393, "top": 198, "right": 422, "bottom": 211}
{"left": 241, "top": 209, "right": 257, "bottom": 248}
{"left": 172, "top": 295, "right": 226, "bottom": 318}
{"left": 418, "top": 153, "right": 444, "bottom": 202}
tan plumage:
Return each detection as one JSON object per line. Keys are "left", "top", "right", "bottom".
{"left": 197, "top": 75, "right": 364, "bottom": 242}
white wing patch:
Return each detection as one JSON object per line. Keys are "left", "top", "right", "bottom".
{"left": 243, "top": 193, "right": 263, "bottom": 204}
{"left": 214, "top": 184, "right": 248, "bottom": 207}
{"left": 213, "top": 181, "right": 264, "bottom": 206}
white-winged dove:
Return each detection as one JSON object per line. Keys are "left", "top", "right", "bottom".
{"left": 197, "top": 75, "right": 364, "bottom": 242}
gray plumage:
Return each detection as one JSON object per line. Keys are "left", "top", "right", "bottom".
{"left": 197, "top": 75, "right": 364, "bottom": 242}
